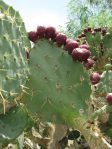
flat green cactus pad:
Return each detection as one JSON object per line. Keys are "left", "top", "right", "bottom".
{"left": 96, "top": 70, "right": 112, "bottom": 96}
{"left": 0, "top": 0, "right": 30, "bottom": 101}
{"left": 23, "top": 39, "right": 91, "bottom": 126}
{"left": 0, "top": 107, "right": 28, "bottom": 142}
{"left": 0, "top": 0, "right": 30, "bottom": 48}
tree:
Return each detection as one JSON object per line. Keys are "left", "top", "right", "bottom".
{"left": 65, "top": 0, "right": 112, "bottom": 39}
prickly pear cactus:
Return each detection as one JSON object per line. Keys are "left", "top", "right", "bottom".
{"left": 22, "top": 38, "right": 91, "bottom": 126}
{"left": 0, "top": 0, "right": 30, "bottom": 106}
{"left": 0, "top": 106, "right": 29, "bottom": 142}
{"left": 77, "top": 27, "right": 112, "bottom": 148}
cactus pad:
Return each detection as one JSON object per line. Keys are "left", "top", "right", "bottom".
{"left": 0, "top": 0, "right": 30, "bottom": 102}
{"left": 23, "top": 39, "right": 91, "bottom": 126}
{"left": 96, "top": 70, "right": 112, "bottom": 96}
{"left": 0, "top": 106, "right": 28, "bottom": 142}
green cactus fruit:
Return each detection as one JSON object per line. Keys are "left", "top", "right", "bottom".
{"left": 0, "top": 106, "right": 29, "bottom": 142}
{"left": 0, "top": 0, "right": 30, "bottom": 102}
{"left": 22, "top": 39, "right": 91, "bottom": 126}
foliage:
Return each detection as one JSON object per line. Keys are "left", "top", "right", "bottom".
{"left": 65, "top": 0, "right": 112, "bottom": 38}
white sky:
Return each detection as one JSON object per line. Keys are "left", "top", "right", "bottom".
{"left": 4, "top": 0, "right": 69, "bottom": 31}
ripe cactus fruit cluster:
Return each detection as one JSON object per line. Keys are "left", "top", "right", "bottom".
{"left": 28, "top": 26, "right": 93, "bottom": 69}
{"left": 79, "top": 27, "right": 107, "bottom": 39}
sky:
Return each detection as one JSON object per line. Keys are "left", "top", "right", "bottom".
{"left": 4, "top": 0, "right": 69, "bottom": 31}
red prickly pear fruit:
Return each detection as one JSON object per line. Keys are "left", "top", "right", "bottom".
{"left": 79, "top": 44, "right": 90, "bottom": 50}
{"left": 65, "top": 40, "right": 79, "bottom": 54}
{"left": 56, "top": 33, "right": 67, "bottom": 47}
{"left": 66, "top": 39, "right": 72, "bottom": 44}
{"left": 51, "top": 31, "right": 59, "bottom": 42}
{"left": 45, "top": 26, "right": 56, "bottom": 39}
{"left": 87, "top": 27, "right": 92, "bottom": 32}
{"left": 37, "top": 26, "right": 46, "bottom": 38}
{"left": 72, "top": 48, "right": 90, "bottom": 62}
{"left": 90, "top": 72, "right": 100, "bottom": 85}
{"left": 106, "top": 93, "right": 112, "bottom": 105}
{"left": 83, "top": 58, "right": 95, "bottom": 69}
{"left": 28, "top": 31, "right": 38, "bottom": 42}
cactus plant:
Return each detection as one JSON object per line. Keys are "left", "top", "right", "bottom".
{"left": 0, "top": 0, "right": 112, "bottom": 148}
{"left": 22, "top": 37, "right": 91, "bottom": 126}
